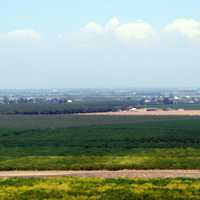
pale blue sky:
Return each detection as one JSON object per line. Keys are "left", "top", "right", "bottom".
{"left": 1, "top": 1, "right": 200, "bottom": 88}
{"left": 1, "top": 1, "right": 200, "bottom": 31}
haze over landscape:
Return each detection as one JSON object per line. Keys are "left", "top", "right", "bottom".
{"left": 1, "top": 1, "right": 200, "bottom": 199}
{"left": 1, "top": 0, "right": 200, "bottom": 88}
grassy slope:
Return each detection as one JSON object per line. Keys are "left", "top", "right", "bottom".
{"left": 0, "top": 116, "right": 200, "bottom": 170}
{"left": 0, "top": 177, "right": 200, "bottom": 200}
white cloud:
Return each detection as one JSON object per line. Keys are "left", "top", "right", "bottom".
{"left": 84, "top": 22, "right": 104, "bottom": 33}
{"left": 83, "top": 17, "right": 155, "bottom": 42}
{"left": 106, "top": 17, "right": 120, "bottom": 30}
{"left": 164, "top": 19, "right": 200, "bottom": 40}
{"left": 0, "top": 29, "right": 41, "bottom": 41}
{"left": 113, "top": 21, "right": 155, "bottom": 41}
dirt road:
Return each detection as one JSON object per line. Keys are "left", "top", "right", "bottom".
{"left": 81, "top": 110, "right": 200, "bottom": 116}
{"left": 0, "top": 170, "right": 200, "bottom": 179}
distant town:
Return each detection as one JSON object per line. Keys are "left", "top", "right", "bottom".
{"left": 0, "top": 88, "right": 200, "bottom": 106}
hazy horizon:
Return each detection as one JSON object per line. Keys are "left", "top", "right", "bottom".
{"left": 0, "top": 87, "right": 199, "bottom": 91}
{"left": 1, "top": 1, "right": 200, "bottom": 88}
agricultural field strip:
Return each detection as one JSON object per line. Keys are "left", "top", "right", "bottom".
{"left": 0, "top": 170, "right": 200, "bottom": 179}
{"left": 0, "top": 114, "right": 198, "bottom": 130}
{"left": 1, "top": 115, "right": 200, "bottom": 170}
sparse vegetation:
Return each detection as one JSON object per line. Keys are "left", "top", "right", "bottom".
{"left": 0, "top": 177, "right": 200, "bottom": 200}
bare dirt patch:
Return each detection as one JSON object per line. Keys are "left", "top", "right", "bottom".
{"left": 81, "top": 109, "right": 200, "bottom": 116}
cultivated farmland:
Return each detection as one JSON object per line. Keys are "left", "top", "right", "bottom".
{"left": 0, "top": 115, "right": 199, "bottom": 170}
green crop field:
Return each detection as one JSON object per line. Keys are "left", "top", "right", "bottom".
{"left": 0, "top": 177, "right": 200, "bottom": 200}
{"left": 0, "top": 115, "right": 199, "bottom": 170}
{"left": 0, "top": 114, "right": 184, "bottom": 129}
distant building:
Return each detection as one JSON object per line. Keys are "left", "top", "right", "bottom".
{"left": 129, "top": 108, "right": 137, "bottom": 111}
